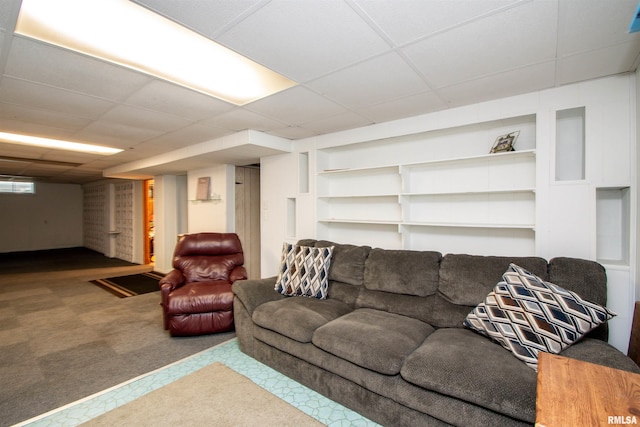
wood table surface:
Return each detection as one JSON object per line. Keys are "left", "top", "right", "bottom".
{"left": 535, "top": 352, "right": 640, "bottom": 427}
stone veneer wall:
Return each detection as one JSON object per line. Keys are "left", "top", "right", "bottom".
{"left": 114, "top": 181, "right": 134, "bottom": 262}
{"left": 83, "top": 184, "right": 106, "bottom": 254}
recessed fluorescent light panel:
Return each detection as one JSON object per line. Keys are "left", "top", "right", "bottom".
{"left": 0, "top": 132, "right": 123, "bottom": 155}
{"left": 16, "top": 0, "right": 297, "bottom": 105}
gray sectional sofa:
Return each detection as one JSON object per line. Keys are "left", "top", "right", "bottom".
{"left": 232, "top": 240, "right": 639, "bottom": 426}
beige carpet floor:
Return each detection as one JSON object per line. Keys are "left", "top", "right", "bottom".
{"left": 1, "top": 252, "right": 235, "bottom": 427}
{"left": 81, "top": 362, "right": 325, "bottom": 427}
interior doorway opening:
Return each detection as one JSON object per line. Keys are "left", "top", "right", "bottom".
{"left": 144, "top": 180, "right": 154, "bottom": 264}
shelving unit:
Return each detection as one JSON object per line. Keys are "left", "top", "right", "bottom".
{"left": 316, "top": 114, "right": 537, "bottom": 255}
{"left": 596, "top": 187, "right": 630, "bottom": 266}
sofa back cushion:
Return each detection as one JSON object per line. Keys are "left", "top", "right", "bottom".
{"left": 438, "top": 254, "right": 548, "bottom": 306}
{"left": 297, "top": 240, "right": 370, "bottom": 307}
{"left": 363, "top": 248, "right": 442, "bottom": 296}
{"left": 548, "top": 257, "right": 609, "bottom": 341}
{"left": 355, "top": 248, "right": 442, "bottom": 322}
{"left": 315, "top": 240, "right": 371, "bottom": 286}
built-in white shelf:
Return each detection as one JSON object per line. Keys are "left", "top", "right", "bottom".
{"left": 402, "top": 221, "right": 535, "bottom": 230}
{"left": 318, "top": 165, "right": 400, "bottom": 174}
{"left": 401, "top": 188, "right": 535, "bottom": 197}
{"left": 318, "top": 193, "right": 399, "bottom": 199}
{"left": 316, "top": 114, "right": 538, "bottom": 255}
{"left": 596, "top": 186, "right": 630, "bottom": 266}
{"left": 318, "top": 219, "right": 402, "bottom": 225}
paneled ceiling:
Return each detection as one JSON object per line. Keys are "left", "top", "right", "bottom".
{"left": 0, "top": 0, "right": 639, "bottom": 184}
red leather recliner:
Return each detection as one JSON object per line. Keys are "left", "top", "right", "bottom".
{"left": 159, "top": 232, "right": 247, "bottom": 336}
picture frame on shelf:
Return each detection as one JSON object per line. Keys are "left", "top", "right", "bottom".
{"left": 196, "top": 176, "right": 210, "bottom": 200}
{"left": 490, "top": 131, "right": 519, "bottom": 153}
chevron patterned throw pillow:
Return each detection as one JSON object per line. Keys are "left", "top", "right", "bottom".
{"left": 274, "top": 243, "right": 334, "bottom": 299}
{"left": 464, "top": 263, "right": 616, "bottom": 370}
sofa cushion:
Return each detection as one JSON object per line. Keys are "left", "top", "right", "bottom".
{"left": 464, "top": 263, "right": 616, "bottom": 370}
{"left": 363, "top": 249, "right": 441, "bottom": 296}
{"left": 400, "top": 328, "right": 537, "bottom": 423}
{"left": 438, "top": 254, "right": 549, "bottom": 306}
{"left": 312, "top": 308, "right": 434, "bottom": 375}
{"left": 559, "top": 338, "right": 640, "bottom": 374}
{"left": 252, "top": 297, "right": 352, "bottom": 343}
{"left": 315, "top": 241, "right": 371, "bottom": 286}
{"left": 274, "top": 243, "right": 334, "bottom": 299}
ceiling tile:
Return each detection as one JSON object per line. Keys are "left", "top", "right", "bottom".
{"left": 436, "top": 61, "right": 556, "bottom": 108}
{"left": 216, "top": 0, "right": 390, "bottom": 82}
{"left": 0, "top": 0, "right": 18, "bottom": 32}
{"left": 5, "top": 37, "right": 152, "bottom": 102}
{"left": 132, "top": 124, "right": 235, "bottom": 154}
{"left": 402, "top": 1, "right": 558, "bottom": 89}
{"left": 98, "top": 104, "right": 192, "bottom": 133}
{"left": 0, "top": 77, "right": 115, "bottom": 119}
{"left": 133, "top": 0, "right": 266, "bottom": 38}
{"left": 203, "top": 108, "right": 288, "bottom": 132}
{"left": 82, "top": 156, "right": 132, "bottom": 171}
{"left": 0, "top": 158, "right": 29, "bottom": 174}
{"left": 358, "top": 91, "right": 447, "bottom": 124}
{"left": 0, "top": 116, "right": 82, "bottom": 142}
{"left": 0, "top": 141, "right": 47, "bottom": 158}
{"left": 246, "top": 86, "right": 349, "bottom": 126}
{"left": 307, "top": 52, "right": 432, "bottom": 108}
{"left": 299, "top": 111, "right": 373, "bottom": 134}
{"left": 0, "top": 30, "right": 5, "bottom": 60}
{"left": 22, "top": 164, "right": 75, "bottom": 176}
{"left": 0, "top": 102, "right": 92, "bottom": 130}
{"left": 558, "top": 0, "right": 640, "bottom": 55}
{"left": 353, "top": 0, "right": 518, "bottom": 46}
{"left": 123, "top": 79, "right": 235, "bottom": 121}
{"left": 40, "top": 150, "right": 99, "bottom": 164}
{"left": 557, "top": 42, "right": 640, "bottom": 85}
{"left": 73, "top": 121, "right": 165, "bottom": 148}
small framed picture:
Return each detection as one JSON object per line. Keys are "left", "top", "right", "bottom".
{"left": 490, "top": 131, "right": 519, "bottom": 153}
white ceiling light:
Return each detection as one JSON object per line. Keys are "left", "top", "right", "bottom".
{"left": 15, "top": 0, "right": 297, "bottom": 106}
{"left": 0, "top": 132, "right": 123, "bottom": 155}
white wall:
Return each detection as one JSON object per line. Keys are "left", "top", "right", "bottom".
{"left": 187, "top": 164, "right": 235, "bottom": 233}
{"left": 260, "top": 74, "right": 637, "bottom": 352}
{"left": 153, "top": 175, "right": 184, "bottom": 273}
{"left": 636, "top": 67, "right": 640, "bottom": 303}
{"left": 0, "top": 182, "right": 83, "bottom": 253}
{"left": 153, "top": 167, "right": 237, "bottom": 274}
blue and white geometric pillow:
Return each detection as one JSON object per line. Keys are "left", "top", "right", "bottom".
{"left": 464, "top": 263, "right": 616, "bottom": 370}
{"left": 275, "top": 243, "right": 334, "bottom": 299}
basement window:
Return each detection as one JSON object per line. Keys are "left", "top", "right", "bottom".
{"left": 0, "top": 180, "right": 35, "bottom": 194}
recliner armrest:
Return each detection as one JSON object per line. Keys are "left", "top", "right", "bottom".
{"left": 159, "top": 269, "right": 186, "bottom": 330}
{"left": 159, "top": 269, "right": 185, "bottom": 292}
{"left": 230, "top": 265, "right": 248, "bottom": 283}
{"left": 232, "top": 276, "right": 283, "bottom": 316}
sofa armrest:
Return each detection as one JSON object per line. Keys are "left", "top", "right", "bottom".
{"left": 232, "top": 276, "right": 283, "bottom": 316}
{"left": 230, "top": 265, "right": 248, "bottom": 283}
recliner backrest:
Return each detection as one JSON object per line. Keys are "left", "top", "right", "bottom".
{"left": 173, "top": 232, "right": 244, "bottom": 283}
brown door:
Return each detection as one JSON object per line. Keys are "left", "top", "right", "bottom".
{"left": 235, "top": 166, "right": 260, "bottom": 279}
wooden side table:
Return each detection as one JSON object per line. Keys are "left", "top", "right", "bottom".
{"left": 535, "top": 352, "right": 640, "bottom": 427}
